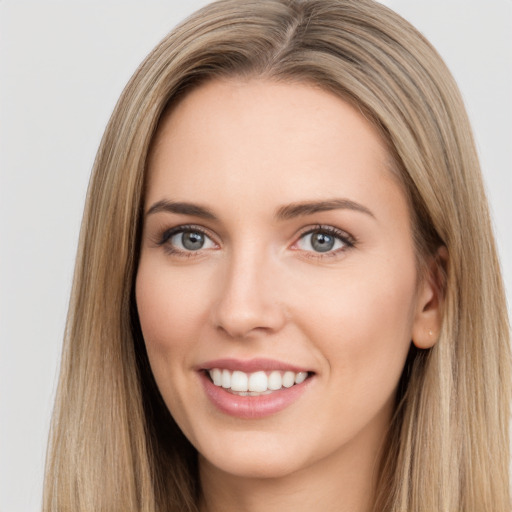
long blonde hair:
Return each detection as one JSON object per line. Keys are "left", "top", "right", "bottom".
{"left": 43, "top": 1, "right": 511, "bottom": 511}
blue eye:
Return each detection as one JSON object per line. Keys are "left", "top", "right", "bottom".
{"left": 160, "top": 226, "right": 216, "bottom": 253}
{"left": 296, "top": 227, "right": 352, "bottom": 254}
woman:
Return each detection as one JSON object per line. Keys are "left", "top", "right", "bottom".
{"left": 43, "top": 0, "right": 511, "bottom": 511}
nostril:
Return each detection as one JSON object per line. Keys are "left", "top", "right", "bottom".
{"left": 210, "top": 276, "right": 287, "bottom": 338}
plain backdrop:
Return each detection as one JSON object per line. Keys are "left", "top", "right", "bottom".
{"left": 0, "top": 2, "right": 510, "bottom": 511}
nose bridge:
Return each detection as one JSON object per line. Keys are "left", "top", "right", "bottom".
{"left": 212, "top": 240, "right": 284, "bottom": 338}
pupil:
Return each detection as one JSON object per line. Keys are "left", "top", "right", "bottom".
{"left": 182, "top": 232, "right": 204, "bottom": 250}
{"left": 311, "top": 232, "right": 334, "bottom": 252}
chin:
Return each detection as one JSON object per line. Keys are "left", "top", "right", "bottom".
{"left": 195, "top": 429, "right": 328, "bottom": 481}
{"left": 194, "top": 433, "right": 301, "bottom": 479}
{"left": 200, "top": 451, "right": 305, "bottom": 480}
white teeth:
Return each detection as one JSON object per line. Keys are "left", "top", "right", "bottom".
{"left": 295, "top": 371, "right": 307, "bottom": 384}
{"left": 208, "top": 368, "right": 309, "bottom": 394}
{"left": 282, "top": 371, "right": 295, "bottom": 388}
{"left": 231, "top": 371, "right": 248, "bottom": 392}
{"left": 248, "top": 371, "right": 268, "bottom": 392}
{"left": 268, "top": 371, "right": 282, "bottom": 390}
{"left": 211, "top": 368, "right": 222, "bottom": 386}
{"left": 221, "top": 369, "right": 231, "bottom": 389}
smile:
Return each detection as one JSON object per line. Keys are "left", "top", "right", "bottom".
{"left": 208, "top": 369, "right": 309, "bottom": 395}
{"left": 199, "top": 359, "right": 314, "bottom": 419}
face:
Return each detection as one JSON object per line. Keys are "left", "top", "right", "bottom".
{"left": 136, "top": 79, "right": 436, "bottom": 480}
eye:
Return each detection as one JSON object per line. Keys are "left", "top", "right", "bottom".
{"left": 159, "top": 226, "right": 217, "bottom": 254}
{"left": 295, "top": 226, "right": 354, "bottom": 254}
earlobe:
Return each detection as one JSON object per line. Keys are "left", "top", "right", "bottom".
{"left": 412, "top": 246, "right": 447, "bottom": 349}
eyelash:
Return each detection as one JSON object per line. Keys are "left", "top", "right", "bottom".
{"left": 156, "top": 224, "right": 216, "bottom": 257}
{"left": 155, "top": 223, "right": 356, "bottom": 259}
{"left": 293, "top": 225, "right": 356, "bottom": 259}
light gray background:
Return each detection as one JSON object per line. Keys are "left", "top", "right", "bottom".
{"left": 1, "top": 2, "right": 510, "bottom": 511}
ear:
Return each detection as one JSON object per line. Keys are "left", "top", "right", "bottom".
{"left": 411, "top": 246, "right": 447, "bottom": 349}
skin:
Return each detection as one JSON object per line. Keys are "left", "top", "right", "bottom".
{"left": 136, "top": 79, "right": 441, "bottom": 512}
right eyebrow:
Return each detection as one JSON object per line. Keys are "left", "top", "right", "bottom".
{"left": 145, "top": 200, "right": 217, "bottom": 219}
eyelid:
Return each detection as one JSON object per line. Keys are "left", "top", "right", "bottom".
{"left": 151, "top": 223, "right": 355, "bottom": 258}
{"left": 291, "top": 224, "right": 356, "bottom": 256}
{"left": 156, "top": 224, "right": 220, "bottom": 256}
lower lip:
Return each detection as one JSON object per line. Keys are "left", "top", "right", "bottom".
{"left": 200, "top": 372, "right": 313, "bottom": 419}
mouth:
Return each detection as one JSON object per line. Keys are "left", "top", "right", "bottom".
{"left": 198, "top": 358, "right": 315, "bottom": 418}
{"left": 204, "top": 368, "right": 312, "bottom": 396}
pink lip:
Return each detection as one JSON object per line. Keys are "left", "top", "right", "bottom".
{"left": 199, "top": 357, "right": 310, "bottom": 373}
{"left": 198, "top": 361, "right": 314, "bottom": 420}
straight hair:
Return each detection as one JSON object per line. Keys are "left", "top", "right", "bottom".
{"left": 44, "top": 1, "right": 511, "bottom": 511}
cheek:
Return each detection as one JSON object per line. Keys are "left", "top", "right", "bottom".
{"left": 292, "top": 255, "right": 417, "bottom": 391}
{"left": 135, "top": 259, "right": 216, "bottom": 430}
{"left": 135, "top": 259, "right": 213, "bottom": 365}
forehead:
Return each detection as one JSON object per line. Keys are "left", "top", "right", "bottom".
{"left": 145, "top": 78, "right": 407, "bottom": 224}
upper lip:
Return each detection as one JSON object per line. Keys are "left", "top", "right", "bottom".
{"left": 198, "top": 358, "right": 312, "bottom": 373}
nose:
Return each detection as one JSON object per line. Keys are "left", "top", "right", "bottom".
{"left": 211, "top": 249, "right": 286, "bottom": 339}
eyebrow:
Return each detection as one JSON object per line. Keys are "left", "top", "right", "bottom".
{"left": 145, "top": 198, "right": 374, "bottom": 220}
{"left": 146, "top": 200, "right": 216, "bottom": 219}
{"left": 275, "top": 199, "right": 375, "bottom": 220}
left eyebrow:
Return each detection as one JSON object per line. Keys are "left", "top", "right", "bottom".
{"left": 275, "top": 199, "right": 375, "bottom": 220}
